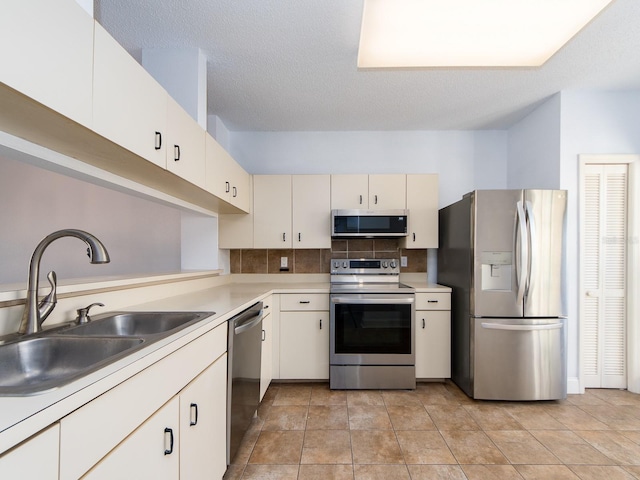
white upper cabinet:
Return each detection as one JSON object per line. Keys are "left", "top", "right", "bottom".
{"left": 165, "top": 97, "right": 206, "bottom": 188}
{"left": 368, "top": 174, "right": 406, "bottom": 210}
{"left": 93, "top": 22, "right": 168, "bottom": 169}
{"left": 330, "top": 174, "right": 369, "bottom": 209}
{"left": 0, "top": 0, "right": 94, "bottom": 128}
{"left": 292, "top": 175, "right": 331, "bottom": 248}
{"left": 205, "top": 135, "right": 251, "bottom": 213}
{"left": 401, "top": 174, "right": 439, "bottom": 248}
{"left": 251, "top": 175, "right": 331, "bottom": 249}
{"left": 253, "top": 175, "right": 293, "bottom": 248}
{"left": 331, "top": 174, "right": 406, "bottom": 210}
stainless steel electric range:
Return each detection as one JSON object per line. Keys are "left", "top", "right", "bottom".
{"left": 329, "top": 258, "right": 416, "bottom": 390}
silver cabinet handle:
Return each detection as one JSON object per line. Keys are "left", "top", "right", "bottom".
{"left": 225, "top": 181, "right": 230, "bottom": 193}
{"left": 233, "top": 186, "right": 237, "bottom": 197}
{"left": 262, "top": 329, "right": 266, "bottom": 341}
{"left": 173, "top": 145, "right": 180, "bottom": 161}
{"left": 154, "top": 131, "right": 162, "bottom": 150}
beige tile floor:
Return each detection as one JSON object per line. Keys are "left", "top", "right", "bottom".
{"left": 223, "top": 381, "right": 640, "bottom": 480}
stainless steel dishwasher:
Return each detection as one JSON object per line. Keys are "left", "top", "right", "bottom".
{"left": 227, "top": 301, "right": 263, "bottom": 464}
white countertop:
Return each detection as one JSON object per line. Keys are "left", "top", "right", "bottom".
{"left": 0, "top": 277, "right": 447, "bottom": 452}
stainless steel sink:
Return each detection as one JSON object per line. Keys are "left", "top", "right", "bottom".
{"left": 0, "top": 336, "right": 144, "bottom": 395}
{"left": 57, "top": 311, "right": 214, "bottom": 337}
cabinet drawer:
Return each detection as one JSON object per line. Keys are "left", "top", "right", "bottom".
{"left": 280, "top": 293, "right": 329, "bottom": 311}
{"left": 415, "top": 292, "right": 450, "bottom": 310}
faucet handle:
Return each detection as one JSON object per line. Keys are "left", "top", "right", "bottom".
{"left": 76, "top": 302, "right": 105, "bottom": 324}
{"left": 38, "top": 271, "right": 58, "bottom": 326}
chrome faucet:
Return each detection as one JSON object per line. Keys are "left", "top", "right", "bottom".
{"left": 19, "top": 229, "right": 110, "bottom": 335}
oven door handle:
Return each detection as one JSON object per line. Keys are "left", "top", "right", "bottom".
{"left": 331, "top": 296, "right": 415, "bottom": 305}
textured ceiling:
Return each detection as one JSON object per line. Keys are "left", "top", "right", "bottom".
{"left": 94, "top": 0, "right": 640, "bottom": 132}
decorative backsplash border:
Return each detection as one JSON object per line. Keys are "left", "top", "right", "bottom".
{"left": 229, "top": 239, "right": 427, "bottom": 274}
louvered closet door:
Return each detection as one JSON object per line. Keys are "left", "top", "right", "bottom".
{"left": 581, "top": 164, "right": 628, "bottom": 388}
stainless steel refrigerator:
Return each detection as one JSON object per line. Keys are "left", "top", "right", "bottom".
{"left": 438, "top": 190, "right": 567, "bottom": 400}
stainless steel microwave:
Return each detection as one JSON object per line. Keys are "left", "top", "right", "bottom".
{"left": 331, "top": 209, "right": 409, "bottom": 238}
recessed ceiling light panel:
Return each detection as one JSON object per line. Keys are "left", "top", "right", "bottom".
{"left": 358, "top": 0, "right": 614, "bottom": 68}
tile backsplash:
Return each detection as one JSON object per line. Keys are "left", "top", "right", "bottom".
{"left": 229, "top": 239, "right": 427, "bottom": 274}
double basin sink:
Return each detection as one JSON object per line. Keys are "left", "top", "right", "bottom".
{"left": 0, "top": 311, "right": 214, "bottom": 396}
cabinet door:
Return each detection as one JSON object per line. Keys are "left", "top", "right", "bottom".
{"left": 369, "top": 174, "right": 406, "bottom": 210}
{"left": 230, "top": 159, "right": 251, "bottom": 213}
{"left": 260, "top": 313, "right": 273, "bottom": 400}
{"left": 331, "top": 175, "right": 369, "bottom": 209}
{"left": 280, "top": 312, "right": 329, "bottom": 379}
{"left": 415, "top": 311, "right": 451, "bottom": 379}
{"left": 205, "top": 134, "right": 231, "bottom": 200}
{"left": 402, "top": 174, "right": 439, "bottom": 248}
{"left": 253, "top": 175, "right": 292, "bottom": 248}
{"left": 93, "top": 22, "right": 168, "bottom": 169}
{"left": 0, "top": 424, "right": 59, "bottom": 480}
{"left": 83, "top": 397, "right": 180, "bottom": 480}
{"left": 165, "top": 97, "right": 206, "bottom": 189}
{"left": 0, "top": 0, "right": 94, "bottom": 127}
{"left": 180, "top": 355, "right": 227, "bottom": 480}
{"left": 292, "top": 175, "right": 331, "bottom": 248}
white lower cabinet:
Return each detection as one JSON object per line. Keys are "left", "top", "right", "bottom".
{"left": 86, "top": 356, "right": 227, "bottom": 480}
{"left": 415, "top": 292, "right": 451, "bottom": 379}
{"left": 179, "top": 355, "right": 228, "bottom": 480}
{"left": 60, "top": 322, "right": 228, "bottom": 480}
{"left": 260, "top": 301, "right": 273, "bottom": 400}
{"left": 0, "top": 423, "right": 59, "bottom": 480}
{"left": 279, "top": 311, "right": 329, "bottom": 380}
{"left": 83, "top": 397, "right": 180, "bottom": 480}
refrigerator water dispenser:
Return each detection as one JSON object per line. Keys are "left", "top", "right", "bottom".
{"left": 481, "top": 251, "right": 512, "bottom": 291}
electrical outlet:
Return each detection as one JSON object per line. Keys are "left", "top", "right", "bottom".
{"left": 401, "top": 256, "right": 408, "bottom": 267}
{"left": 280, "top": 257, "right": 288, "bottom": 268}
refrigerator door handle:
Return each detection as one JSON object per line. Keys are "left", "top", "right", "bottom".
{"left": 524, "top": 200, "right": 537, "bottom": 299}
{"left": 515, "top": 201, "right": 528, "bottom": 306}
{"left": 481, "top": 322, "right": 563, "bottom": 331}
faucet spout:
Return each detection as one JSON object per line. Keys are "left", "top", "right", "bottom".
{"left": 19, "top": 229, "right": 110, "bottom": 335}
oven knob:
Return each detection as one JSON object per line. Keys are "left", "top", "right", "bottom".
{"left": 333, "top": 261, "right": 340, "bottom": 268}
{"left": 342, "top": 261, "right": 348, "bottom": 268}
{"left": 382, "top": 261, "right": 388, "bottom": 268}
{"left": 390, "top": 260, "right": 397, "bottom": 268}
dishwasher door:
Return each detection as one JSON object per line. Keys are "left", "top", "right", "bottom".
{"left": 473, "top": 317, "right": 566, "bottom": 401}
{"left": 227, "top": 302, "right": 263, "bottom": 464}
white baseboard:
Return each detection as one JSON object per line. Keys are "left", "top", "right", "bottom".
{"left": 567, "top": 376, "right": 582, "bottom": 394}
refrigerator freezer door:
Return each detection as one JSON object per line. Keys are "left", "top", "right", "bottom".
{"left": 472, "top": 317, "right": 567, "bottom": 400}
{"left": 472, "top": 190, "right": 524, "bottom": 317}
{"left": 523, "top": 190, "right": 567, "bottom": 317}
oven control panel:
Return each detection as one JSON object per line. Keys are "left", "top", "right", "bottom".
{"left": 330, "top": 258, "right": 399, "bottom": 275}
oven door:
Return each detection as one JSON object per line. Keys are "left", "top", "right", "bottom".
{"left": 330, "top": 293, "right": 415, "bottom": 366}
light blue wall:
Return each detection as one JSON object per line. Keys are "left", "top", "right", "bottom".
{"left": 507, "top": 94, "right": 561, "bottom": 189}
{"left": 559, "top": 90, "right": 640, "bottom": 387}
{"left": 230, "top": 130, "right": 508, "bottom": 207}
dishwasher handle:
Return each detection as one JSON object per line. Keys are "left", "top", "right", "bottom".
{"left": 233, "top": 304, "right": 263, "bottom": 335}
